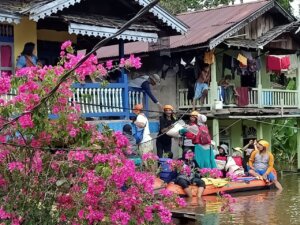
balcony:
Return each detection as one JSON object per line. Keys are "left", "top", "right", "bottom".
{"left": 178, "top": 88, "right": 298, "bottom": 109}
{"left": 1, "top": 79, "right": 149, "bottom": 119}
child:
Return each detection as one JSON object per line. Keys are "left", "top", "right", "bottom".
{"left": 122, "top": 124, "right": 138, "bottom": 156}
{"left": 175, "top": 151, "right": 206, "bottom": 198}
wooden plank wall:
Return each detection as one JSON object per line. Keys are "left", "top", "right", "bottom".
{"left": 236, "top": 15, "right": 274, "bottom": 39}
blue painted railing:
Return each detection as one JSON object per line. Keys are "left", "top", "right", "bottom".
{"left": 71, "top": 75, "right": 149, "bottom": 118}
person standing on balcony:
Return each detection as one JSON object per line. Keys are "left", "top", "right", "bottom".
{"left": 156, "top": 105, "right": 176, "bottom": 159}
{"left": 16, "top": 42, "right": 38, "bottom": 69}
{"left": 129, "top": 74, "right": 163, "bottom": 110}
{"left": 132, "top": 104, "right": 153, "bottom": 154}
{"left": 192, "top": 64, "right": 210, "bottom": 110}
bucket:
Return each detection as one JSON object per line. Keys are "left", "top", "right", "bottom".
{"left": 215, "top": 100, "right": 223, "bottom": 109}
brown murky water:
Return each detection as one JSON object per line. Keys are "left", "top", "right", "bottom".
{"left": 173, "top": 173, "right": 300, "bottom": 225}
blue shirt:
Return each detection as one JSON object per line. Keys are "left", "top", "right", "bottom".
{"left": 16, "top": 55, "right": 38, "bottom": 68}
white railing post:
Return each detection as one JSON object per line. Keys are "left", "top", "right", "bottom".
{"left": 210, "top": 61, "right": 218, "bottom": 110}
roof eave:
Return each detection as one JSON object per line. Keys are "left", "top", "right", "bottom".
{"left": 134, "top": 0, "right": 189, "bottom": 35}
{"left": 29, "top": 0, "right": 81, "bottom": 22}
{"left": 0, "top": 12, "right": 21, "bottom": 24}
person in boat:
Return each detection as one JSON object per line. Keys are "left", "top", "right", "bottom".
{"left": 122, "top": 124, "right": 138, "bottom": 157}
{"left": 181, "top": 111, "right": 199, "bottom": 156}
{"left": 180, "top": 114, "right": 216, "bottom": 169}
{"left": 175, "top": 150, "right": 206, "bottom": 198}
{"left": 243, "top": 139, "right": 256, "bottom": 172}
{"left": 215, "top": 143, "right": 229, "bottom": 167}
{"left": 156, "top": 105, "right": 176, "bottom": 159}
{"left": 248, "top": 140, "right": 283, "bottom": 190}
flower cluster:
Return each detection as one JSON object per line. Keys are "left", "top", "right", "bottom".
{"left": 184, "top": 151, "right": 194, "bottom": 160}
{"left": 199, "top": 168, "right": 223, "bottom": 178}
{"left": 226, "top": 172, "right": 238, "bottom": 181}
{"left": 166, "top": 159, "right": 184, "bottom": 173}
{"left": 0, "top": 41, "right": 181, "bottom": 225}
{"left": 219, "top": 192, "right": 237, "bottom": 213}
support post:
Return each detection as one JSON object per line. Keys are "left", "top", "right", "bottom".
{"left": 256, "top": 121, "right": 263, "bottom": 140}
{"left": 119, "top": 40, "right": 129, "bottom": 119}
{"left": 297, "top": 119, "right": 300, "bottom": 172}
{"left": 257, "top": 50, "right": 262, "bottom": 108}
{"left": 210, "top": 60, "right": 218, "bottom": 110}
{"left": 212, "top": 118, "right": 220, "bottom": 146}
{"left": 296, "top": 55, "right": 300, "bottom": 109}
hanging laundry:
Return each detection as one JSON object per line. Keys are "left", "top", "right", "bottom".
{"left": 266, "top": 55, "right": 290, "bottom": 72}
{"left": 236, "top": 87, "right": 249, "bottom": 107}
{"left": 237, "top": 54, "right": 247, "bottom": 66}
{"left": 241, "top": 50, "right": 253, "bottom": 60}
{"left": 204, "top": 51, "right": 215, "bottom": 64}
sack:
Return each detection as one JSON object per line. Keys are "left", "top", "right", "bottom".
{"left": 166, "top": 120, "right": 185, "bottom": 138}
{"left": 133, "top": 129, "right": 144, "bottom": 144}
{"left": 215, "top": 159, "right": 226, "bottom": 170}
{"left": 193, "top": 125, "right": 211, "bottom": 145}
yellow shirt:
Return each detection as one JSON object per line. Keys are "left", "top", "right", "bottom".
{"left": 248, "top": 150, "right": 274, "bottom": 175}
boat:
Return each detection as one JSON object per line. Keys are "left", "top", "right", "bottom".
{"left": 166, "top": 177, "right": 272, "bottom": 196}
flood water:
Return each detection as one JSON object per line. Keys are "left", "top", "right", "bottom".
{"left": 173, "top": 173, "right": 300, "bottom": 225}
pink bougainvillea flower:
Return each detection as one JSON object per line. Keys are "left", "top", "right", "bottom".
{"left": 0, "top": 75, "right": 11, "bottom": 95}
{"left": 18, "top": 114, "right": 34, "bottom": 129}
{"left": 8, "top": 161, "right": 25, "bottom": 172}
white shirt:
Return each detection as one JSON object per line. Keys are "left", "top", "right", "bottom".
{"left": 129, "top": 75, "right": 149, "bottom": 88}
{"left": 135, "top": 113, "right": 151, "bottom": 143}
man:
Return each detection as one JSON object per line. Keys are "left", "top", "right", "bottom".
{"left": 129, "top": 74, "right": 163, "bottom": 110}
{"left": 192, "top": 64, "right": 210, "bottom": 110}
{"left": 248, "top": 140, "right": 283, "bottom": 190}
{"left": 132, "top": 104, "right": 153, "bottom": 154}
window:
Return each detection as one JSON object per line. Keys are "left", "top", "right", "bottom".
{"left": 0, "top": 24, "right": 14, "bottom": 77}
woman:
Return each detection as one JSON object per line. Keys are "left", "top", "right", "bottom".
{"left": 132, "top": 104, "right": 153, "bottom": 154}
{"left": 156, "top": 105, "right": 176, "bottom": 158}
{"left": 181, "top": 114, "right": 216, "bottom": 169}
{"left": 182, "top": 111, "right": 199, "bottom": 156}
{"left": 16, "top": 42, "right": 38, "bottom": 69}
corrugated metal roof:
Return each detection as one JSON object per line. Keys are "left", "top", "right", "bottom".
{"left": 98, "top": 0, "right": 271, "bottom": 58}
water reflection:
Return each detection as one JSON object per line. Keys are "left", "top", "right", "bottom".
{"left": 173, "top": 173, "right": 300, "bottom": 225}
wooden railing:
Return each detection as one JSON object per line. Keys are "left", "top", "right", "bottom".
{"left": 178, "top": 88, "right": 211, "bottom": 109}
{"left": 178, "top": 88, "right": 298, "bottom": 109}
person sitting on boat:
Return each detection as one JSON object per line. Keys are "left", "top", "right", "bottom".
{"left": 175, "top": 150, "right": 206, "bottom": 198}
{"left": 248, "top": 140, "right": 283, "bottom": 190}
{"left": 122, "top": 124, "right": 138, "bottom": 157}
{"left": 180, "top": 114, "right": 216, "bottom": 169}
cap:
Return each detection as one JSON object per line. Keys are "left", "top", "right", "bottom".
{"left": 233, "top": 147, "right": 243, "bottom": 154}
{"left": 149, "top": 74, "right": 161, "bottom": 84}
{"left": 163, "top": 105, "right": 174, "bottom": 111}
{"left": 258, "top": 140, "right": 269, "bottom": 149}
{"left": 123, "top": 124, "right": 132, "bottom": 134}
{"left": 219, "top": 144, "right": 228, "bottom": 154}
{"left": 190, "top": 111, "right": 200, "bottom": 117}
{"left": 198, "top": 114, "right": 207, "bottom": 124}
